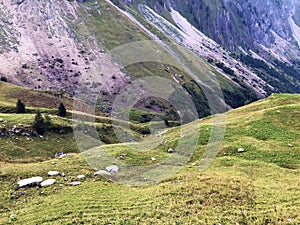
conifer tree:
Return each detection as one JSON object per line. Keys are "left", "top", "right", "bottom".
{"left": 58, "top": 103, "right": 67, "bottom": 117}
{"left": 16, "top": 99, "right": 26, "bottom": 113}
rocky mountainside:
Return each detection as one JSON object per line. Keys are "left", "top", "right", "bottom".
{"left": 122, "top": 0, "right": 300, "bottom": 52}
{"left": 0, "top": 0, "right": 299, "bottom": 119}
{"left": 117, "top": 0, "right": 300, "bottom": 93}
{"left": 169, "top": 0, "right": 299, "bottom": 51}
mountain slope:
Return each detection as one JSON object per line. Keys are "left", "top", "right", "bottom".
{"left": 0, "top": 94, "right": 299, "bottom": 224}
{"left": 0, "top": 0, "right": 283, "bottom": 120}
{"left": 118, "top": 0, "right": 300, "bottom": 95}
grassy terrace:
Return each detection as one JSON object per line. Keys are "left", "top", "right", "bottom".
{"left": 0, "top": 90, "right": 298, "bottom": 224}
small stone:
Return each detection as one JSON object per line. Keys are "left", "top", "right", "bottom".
{"left": 60, "top": 173, "right": 65, "bottom": 177}
{"left": 9, "top": 214, "right": 17, "bottom": 221}
{"left": 288, "top": 143, "right": 293, "bottom": 147}
{"left": 41, "top": 179, "right": 56, "bottom": 187}
{"left": 237, "top": 148, "right": 245, "bottom": 153}
{"left": 105, "top": 165, "right": 119, "bottom": 173}
{"left": 55, "top": 152, "right": 63, "bottom": 157}
{"left": 167, "top": 148, "right": 175, "bottom": 153}
{"left": 51, "top": 162, "right": 56, "bottom": 165}
{"left": 48, "top": 171, "right": 60, "bottom": 176}
{"left": 151, "top": 157, "right": 156, "bottom": 161}
{"left": 55, "top": 152, "right": 69, "bottom": 158}
{"left": 18, "top": 192, "right": 25, "bottom": 196}
{"left": 77, "top": 175, "right": 85, "bottom": 179}
{"left": 70, "top": 181, "right": 81, "bottom": 186}
{"left": 119, "top": 153, "right": 127, "bottom": 159}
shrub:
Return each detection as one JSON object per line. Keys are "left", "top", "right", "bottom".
{"left": 33, "top": 111, "right": 45, "bottom": 135}
{"left": 0, "top": 76, "right": 8, "bottom": 82}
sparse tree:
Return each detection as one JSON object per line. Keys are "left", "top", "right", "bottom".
{"left": 44, "top": 113, "right": 52, "bottom": 131}
{"left": 58, "top": 103, "right": 67, "bottom": 117}
{"left": 16, "top": 99, "right": 26, "bottom": 113}
{"left": 33, "top": 111, "right": 45, "bottom": 135}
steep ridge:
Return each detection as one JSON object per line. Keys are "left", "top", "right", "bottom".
{"left": 0, "top": 0, "right": 266, "bottom": 119}
{"left": 117, "top": 0, "right": 300, "bottom": 94}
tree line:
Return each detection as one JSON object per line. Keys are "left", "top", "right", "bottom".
{"left": 16, "top": 99, "right": 67, "bottom": 135}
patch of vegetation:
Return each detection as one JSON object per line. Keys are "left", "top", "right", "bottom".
{"left": 216, "top": 62, "right": 235, "bottom": 76}
{"left": 33, "top": 111, "right": 45, "bottom": 135}
{"left": 239, "top": 54, "right": 300, "bottom": 93}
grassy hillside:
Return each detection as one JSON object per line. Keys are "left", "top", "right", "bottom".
{"left": 0, "top": 94, "right": 299, "bottom": 224}
{"left": 0, "top": 81, "right": 155, "bottom": 162}
{"left": 0, "top": 82, "right": 73, "bottom": 111}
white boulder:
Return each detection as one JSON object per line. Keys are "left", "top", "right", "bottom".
{"left": 77, "top": 175, "right": 85, "bottom": 179}
{"left": 94, "top": 170, "right": 111, "bottom": 177}
{"left": 70, "top": 181, "right": 81, "bottom": 186}
{"left": 48, "top": 171, "right": 60, "bottom": 176}
{"left": 18, "top": 177, "right": 43, "bottom": 188}
{"left": 105, "top": 165, "right": 119, "bottom": 173}
{"left": 41, "top": 179, "right": 56, "bottom": 187}
{"left": 237, "top": 148, "right": 245, "bottom": 153}
{"left": 167, "top": 148, "right": 175, "bottom": 153}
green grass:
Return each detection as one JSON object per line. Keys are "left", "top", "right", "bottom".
{"left": 0, "top": 82, "right": 73, "bottom": 111}
{"left": 0, "top": 94, "right": 299, "bottom": 224}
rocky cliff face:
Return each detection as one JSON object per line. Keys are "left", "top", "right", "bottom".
{"left": 168, "top": 0, "right": 299, "bottom": 51}
{"left": 128, "top": 0, "right": 300, "bottom": 52}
